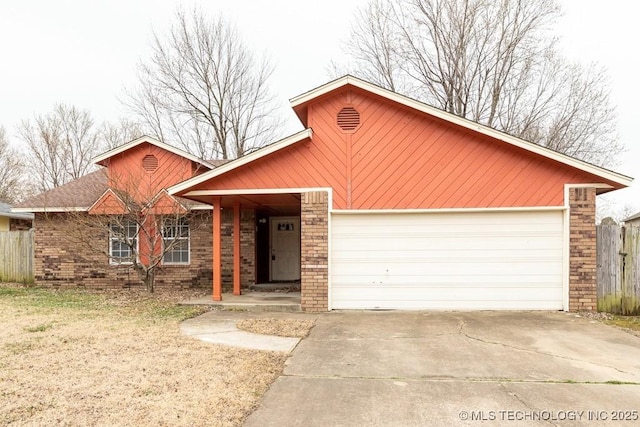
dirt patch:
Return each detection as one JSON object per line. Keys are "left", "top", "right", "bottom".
{"left": 236, "top": 318, "right": 315, "bottom": 338}
{"left": 0, "top": 285, "right": 287, "bottom": 426}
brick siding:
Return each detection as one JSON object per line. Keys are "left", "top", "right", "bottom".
{"left": 569, "top": 187, "right": 596, "bottom": 311}
{"left": 10, "top": 218, "right": 32, "bottom": 231}
{"left": 34, "top": 210, "right": 255, "bottom": 291}
{"left": 300, "top": 191, "right": 329, "bottom": 312}
{"left": 219, "top": 209, "right": 256, "bottom": 292}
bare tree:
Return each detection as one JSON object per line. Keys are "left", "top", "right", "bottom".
{"left": 597, "top": 194, "right": 638, "bottom": 225}
{"left": 58, "top": 166, "right": 205, "bottom": 292}
{"left": 340, "top": 0, "right": 622, "bottom": 167}
{"left": 336, "top": 0, "right": 410, "bottom": 93}
{"left": 127, "top": 8, "right": 281, "bottom": 160}
{"left": 98, "top": 119, "right": 145, "bottom": 150}
{"left": 18, "top": 104, "right": 101, "bottom": 191}
{"left": 0, "top": 126, "right": 25, "bottom": 203}
{"left": 73, "top": 195, "right": 197, "bottom": 293}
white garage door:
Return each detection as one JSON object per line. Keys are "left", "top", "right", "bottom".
{"left": 330, "top": 210, "right": 564, "bottom": 310}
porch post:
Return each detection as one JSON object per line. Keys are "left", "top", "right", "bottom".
{"left": 233, "top": 201, "right": 241, "bottom": 295}
{"left": 212, "top": 196, "right": 222, "bottom": 301}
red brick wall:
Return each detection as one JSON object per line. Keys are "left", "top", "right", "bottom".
{"left": 240, "top": 209, "right": 256, "bottom": 289}
{"left": 219, "top": 209, "right": 256, "bottom": 292}
{"left": 301, "top": 191, "right": 329, "bottom": 312}
{"left": 33, "top": 210, "right": 255, "bottom": 291}
{"left": 10, "top": 218, "right": 32, "bottom": 231}
{"left": 569, "top": 187, "right": 597, "bottom": 311}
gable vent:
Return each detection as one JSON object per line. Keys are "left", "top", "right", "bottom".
{"left": 142, "top": 154, "right": 158, "bottom": 172}
{"left": 337, "top": 107, "right": 360, "bottom": 131}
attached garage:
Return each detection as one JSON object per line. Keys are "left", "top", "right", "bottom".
{"left": 330, "top": 210, "right": 564, "bottom": 310}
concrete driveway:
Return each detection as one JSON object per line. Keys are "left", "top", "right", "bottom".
{"left": 245, "top": 311, "right": 640, "bottom": 426}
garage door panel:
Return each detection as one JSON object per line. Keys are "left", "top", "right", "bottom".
{"left": 334, "top": 241, "right": 560, "bottom": 256}
{"left": 330, "top": 211, "right": 564, "bottom": 310}
{"left": 333, "top": 241, "right": 560, "bottom": 254}
{"left": 333, "top": 259, "right": 563, "bottom": 276}
{"left": 333, "top": 273, "right": 563, "bottom": 285}
{"left": 332, "top": 286, "right": 563, "bottom": 310}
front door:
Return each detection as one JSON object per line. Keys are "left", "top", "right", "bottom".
{"left": 270, "top": 216, "right": 301, "bottom": 281}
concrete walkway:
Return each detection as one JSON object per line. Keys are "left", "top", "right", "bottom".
{"left": 180, "top": 310, "right": 308, "bottom": 353}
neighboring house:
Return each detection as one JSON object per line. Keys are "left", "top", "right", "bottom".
{"left": 14, "top": 76, "right": 633, "bottom": 312}
{"left": 0, "top": 201, "right": 33, "bottom": 231}
{"left": 623, "top": 212, "right": 640, "bottom": 226}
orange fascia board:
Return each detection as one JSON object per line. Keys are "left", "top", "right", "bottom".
{"left": 88, "top": 189, "right": 129, "bottom": 215}
{"left": 168, "top": 128, "right": 313, "bottom": 196}
{"left": 92, "top": 135, "right": 215, "bottom": 170}
{"left": 290, "top": 75, "right": 633, "bottom": 189}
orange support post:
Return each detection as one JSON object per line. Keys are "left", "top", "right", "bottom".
{"left": 233, "top": 201, "right": 241, "bottom": 295}
{"left": 212, "top": 196, "right": 222, "bottom": 301}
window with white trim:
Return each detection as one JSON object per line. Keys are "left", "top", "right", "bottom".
{"left": 162, "top": 218, "right": 190, "bottom": 264}
{"left": 109, "top": 221, "right": 138, "bottom": 264}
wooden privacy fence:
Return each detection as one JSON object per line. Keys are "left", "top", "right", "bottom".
{"left": 0, "top": 230, "right": 34, "bottom": 283}
{"left": 596, "top": 224, "right": 640, "bottom": 315}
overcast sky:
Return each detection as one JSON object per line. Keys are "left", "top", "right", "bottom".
{"left": 1, "top": 0, "right": 638, "bottom": 216}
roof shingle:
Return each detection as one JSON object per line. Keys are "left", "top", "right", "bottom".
{"left": 14, "top": 168, "right": 210, "bottom": 212}
{"left": 15, "top": 169, "right": 109, "bottom": 211}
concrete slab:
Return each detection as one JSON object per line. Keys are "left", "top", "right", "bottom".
{"left": 180, "top": 310, "right": 313, "bottom": 353}
{"left": 246, "top": 311, "right": 640, "bottom": 425}
{"left": 246, "top": 378, "right": 640, "bottom": 427}
{"left": 180, "top": 291, "right": 301, "bottom": 312}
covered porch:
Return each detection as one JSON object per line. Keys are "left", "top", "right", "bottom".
{"left": 183, "top": 190, "right": 329, "bottom": 312}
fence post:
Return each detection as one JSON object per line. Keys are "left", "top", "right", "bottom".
{"left": 621, "top": 226, "right": 640, "bottom": 315}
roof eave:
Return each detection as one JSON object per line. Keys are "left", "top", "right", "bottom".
{"left": 2, "top": 211, "right": 35, "bottom": 220}
{"left": 289, "top": 75, "right": 633, "bottom": 189}
{"left": 168, "top": 128, "right": 313, "bottom": 196}
{"left": 623, "top": 212, "right": 640, "bottom": 222}
{"left": 92, "top": 135, "right": 215, "bottom": 169}
{"left": 11, "top": 207, "right": 89, "bottom": 213}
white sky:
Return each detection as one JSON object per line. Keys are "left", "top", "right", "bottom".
{"left": 0, "top": 0, "right": 638, "bottom": 216}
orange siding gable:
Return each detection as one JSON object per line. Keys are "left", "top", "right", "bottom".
{"left": 88, "top": 190, "right": 128, "bottom": 215}
{"left": 188, "top": 87, "right": 612, "bottom": 209}
{"left": 147, "top": 192, "right": 187, "bottom": 215}
{"left": 106, "top": 142, "right": 198, "bottom": 203}
{"left": 188, "top": 138, "right": 351, "bottom": 208}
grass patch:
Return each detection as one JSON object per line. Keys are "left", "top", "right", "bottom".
{"left": 0, "top": 285, "right": 107, "bottom": 311}
{"left": 24, "top": 322, "right": 54, "bottom": 333}
{"left": 0, "top": 284, "right": 207, "bottom": 321}
{"left": 0, "top": 283, "right": 287, "bottom": 426}
{"left": 122, "top": 300, "right": 208, "bottom": 322}
{"left": 604, "top": 315, "right": 640, "bottom": 333}
{"left": 237, "top": 318, "right": 315, "bottom": 338}
{"left": 4, "top": 340, "right": 39, "bottom": 355}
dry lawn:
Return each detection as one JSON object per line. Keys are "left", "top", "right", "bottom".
{"left": 236, "top": 318, "right": 315, "bottom": 338}
{"left": 604, "top": 315, "right": 640, "bottom": 338}
{"left": 0, "top": 284, "right": 287, "bottom": 427}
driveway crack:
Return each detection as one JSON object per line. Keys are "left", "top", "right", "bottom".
{"left": 499, "top": 383, "right": 558, "bottom": 427}
{"left": 458, "top": 321, "right": 635, "bottom": 377}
